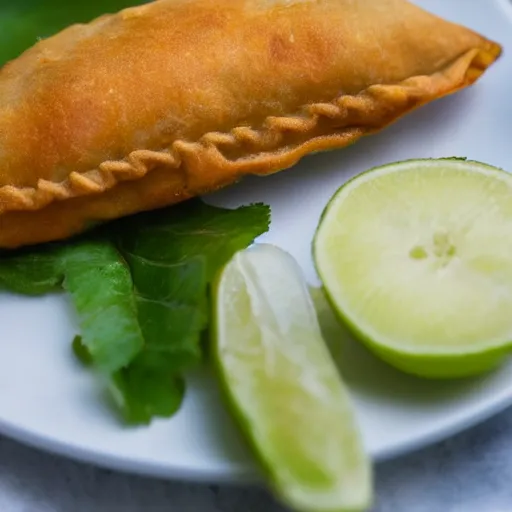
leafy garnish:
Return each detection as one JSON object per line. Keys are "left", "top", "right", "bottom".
{"left": 60, "top": 239, "right": 145, "bottom": 373}
{"left": 72, "top": 336, "right": 93, "bottom": 367}
{"left": 0, "top": 247, "right": 62, "bottom": 295}
{"left": 0, "top": 200, "right": 271, "bottom": 424}
{"left": 112, "top": 362, "right": 187, "bottom": 424}
{"left": 112, "top": 200, "right": 271, "bottom": 423}
{"left": 0, "top": 238, "right": 144, "bottom": 373}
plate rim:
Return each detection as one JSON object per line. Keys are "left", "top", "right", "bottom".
{"left": 0, "top": 378, "right": 511, "bottom": 483}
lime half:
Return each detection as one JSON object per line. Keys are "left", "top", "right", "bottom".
{"left": 314, "top": 158, "right": 512, "bottom": 379}
{"left": 212, "top": 244, "right": 372, "bottom": 512}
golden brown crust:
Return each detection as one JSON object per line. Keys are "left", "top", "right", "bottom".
{"left": 0, "top": 0, "right": 502, "bottom": 248}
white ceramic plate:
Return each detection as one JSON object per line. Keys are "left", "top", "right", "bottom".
{"left": 1, "top": 0, "right": 512, "bottom": 484}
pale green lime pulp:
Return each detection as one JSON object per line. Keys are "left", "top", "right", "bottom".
{"left": 314, "top": 159, "right": 512, "bottom": 367}
{"left": 213, "top": 244, "right": 371, "bottom": 512}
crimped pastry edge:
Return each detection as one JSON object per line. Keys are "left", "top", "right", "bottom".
{"left": 0, "top": 42, "right": 501, "bottom": 215}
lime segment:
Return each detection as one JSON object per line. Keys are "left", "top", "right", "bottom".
{"left": 314, "top": 158, "right": 512, "bottom": 378}
{"left": 212, "top": 243, "right": 372, "bottom": 512}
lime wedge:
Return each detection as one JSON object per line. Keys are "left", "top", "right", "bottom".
{"left": 212, "top": 243, "right": 372, "bottom": 512}
{"left": 314, "top": 158, "right": 512, "bottom": 379}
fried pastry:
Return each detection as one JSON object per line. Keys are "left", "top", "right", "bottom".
{"left": 0, "top": 0, "right": 502, "bottom": 248}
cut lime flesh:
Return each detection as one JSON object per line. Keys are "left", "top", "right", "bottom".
{"left": 314, "top": 159, "right": 512, "bottom": 379}
{"left": 212, "top": 244, "right": 372, "bottom": 512}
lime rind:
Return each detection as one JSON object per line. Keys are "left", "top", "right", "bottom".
{"left": 319, "top": 286, "right": 511, "bottom": 379}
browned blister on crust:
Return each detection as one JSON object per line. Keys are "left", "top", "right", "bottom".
{"left": 0, "top": 0, "right": 502, "bottom": 248}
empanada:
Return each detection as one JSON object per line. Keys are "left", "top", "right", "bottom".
{"left": 0, "top": 0, "right": 501, "bottom": 248}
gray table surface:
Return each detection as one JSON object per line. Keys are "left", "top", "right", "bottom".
{"left": 1, "top": 407, "right": 511, "bottom": 512}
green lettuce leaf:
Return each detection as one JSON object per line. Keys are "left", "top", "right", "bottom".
{"left": 0, "top": 238, "right": 144, "bottom": 373}
{"left": 0, "top": 200, "right": 271, "bottom": 425}
{"left": 60, "top": 239, "right": 145, "bottom": 373}
{"left": 72, "top": 336, "right": 94, "bottom": 367}
{"left": 112, "top": 200, "right": 271, "bottom": 423}
{"left": 0, "top": 0, "right": 144, "bottom": 67}
{"left": 0, "top": 247, "right": 62, "bottom": 295}
{"left": 112, "top": 363, "right": 186, "bottom": 425}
